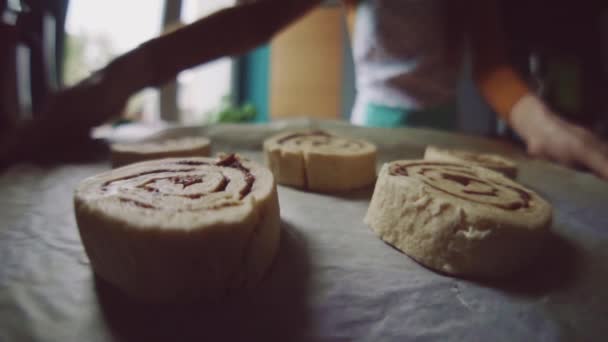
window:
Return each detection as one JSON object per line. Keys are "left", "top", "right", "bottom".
{"left": 179, "top": 0, "right": 236, "bottom": 124}
{"left": 63, "top": 0, "right": 235, "bottom": 124}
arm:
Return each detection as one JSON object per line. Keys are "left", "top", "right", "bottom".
{"left": 468, "top": 0, "right": 529, "bottom": 122}
{"left": 469, "top": 0, "right": 608, "bottom": 179}
{"left": 109, "top": 0, "right": 322, "bottom": 99}
{"left": 0, "top": 0, "right": 321, "bottom": 164}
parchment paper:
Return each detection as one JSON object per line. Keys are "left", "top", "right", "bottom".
{"left": 1, "top": 118, "right": 607, "bottom": 342}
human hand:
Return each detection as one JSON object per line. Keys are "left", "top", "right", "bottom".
{"left": 0, "top": 67, "right": 131, "bottom": 166}
{"left": 510, "top": 94, "right": 608, "bottom": 179}
{"left": 0, "top": 47, "right": 156, "bottom": 166}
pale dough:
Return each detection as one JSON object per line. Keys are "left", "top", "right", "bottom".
{"left": 74, "top": 154, "right": 280, "bottom": 302}
{"left": 111, "top": 136, "right": 211, "bottom": 168}
{"left": 263, "top": 130, "right": 377, "bottom": 192}
{"left": 365, "top": 160, "right": 552, "bottom": 278}
{"left": 424, "top": 145, "right": 518, "bottom": 178}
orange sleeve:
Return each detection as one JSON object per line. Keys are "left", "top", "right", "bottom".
{"left": 475, "top": 65, "right": 531, "bottom": 121}
{"left": 469, "top": 0, "right": 531, "bottom": 122}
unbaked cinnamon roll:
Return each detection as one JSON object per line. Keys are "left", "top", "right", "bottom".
{"left": 74, "top": 154, "right": 279, "bottom": 302}
{"left": 264, "top": 130, "right": 377, "bottom": 192}
{"left": 111, "top": 137, "right": 211, "bottom": 168}
{"left": 365, "top": 160, "right": 552, "bottom": 278}
{"left": 424, "top": 145, "right": 517, "bottom": 179}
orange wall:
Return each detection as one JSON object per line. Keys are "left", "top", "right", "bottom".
{"left": 269, "top": 7, "right": 344, "bottom": 120}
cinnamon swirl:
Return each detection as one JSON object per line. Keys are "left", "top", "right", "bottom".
{"left": 264, "top": 130, "right": 377, "bottom": 192}
{"left": 74, "top": 154, "right": 280, "bottom": 302}
{"left": 365, "top": 160, "right": 551, "bottom": 278}
{"left": 424, "top": 145, "right": 517, "bottom": 178}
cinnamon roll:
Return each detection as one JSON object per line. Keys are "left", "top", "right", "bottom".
{"left": 264, "top": 130, "right": 377, "bottom": 192}
{"left": 74, "top": 154, "right": 280, "bottom": 302}
{"left": 424, "top": 145, "right": 517, "bottom": 178}
{"left": 111, "top": 137, "right": 211, "bottom": 168}
{"left": 365, "top": 160, "right": 552, "bottom": 278}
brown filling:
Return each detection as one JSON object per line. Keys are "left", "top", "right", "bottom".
{"left": 276, "top": 130, "right": 364, "bottom": 150}
{"left": 171, "top": 175, "right": 204, "bottom": 188}
{"left": 136, "top": 173, "right": 228, "bottom": 199}
{"left": 102, "top": 168, "right": 195, "bottom": 188}
{"left": 390, "top": 162, "right": 531, "bottom": 210}
{"left": 176, "top": 160, "right": 208, "bottom": 166}
{"left": 215, "top": 154, "right": 254, "bottom": 198}
{"left": 102, "top": 155, "right": 256, "bottom": 211}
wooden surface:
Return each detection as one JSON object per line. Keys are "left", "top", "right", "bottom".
{"left": 269, "top": 7, "right": 344, "bottom": 120}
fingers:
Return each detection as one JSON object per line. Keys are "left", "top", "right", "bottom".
{"left": 586, "top": 153, "right": 608, "bottom": 179}
{"left": 524, "top": 127, "right": 608, "bottom": 179}
{"left": 576, "top": 137, "right": 608, "bottom": 179}
{"left": 527, "top": 140, "right": 578, "bottom": 170}
{"left": 525, "top": 138, "right": 543, "bottom": 158}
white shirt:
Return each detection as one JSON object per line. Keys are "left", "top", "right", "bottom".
{"left": 350, "top": 0, "right": 465, "bottom": 124}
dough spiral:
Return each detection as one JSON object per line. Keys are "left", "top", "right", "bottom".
{"left": 424, "top": 145, "right": 517, "bottom": 178}
{"left": 264, "top": 130, "right": 377, "bottom": 191}
{"left": 365, "top": 160, "right": 552, "bottom": 278}
{"left": 75, "top": 154, "right": 280, "bottom": 302}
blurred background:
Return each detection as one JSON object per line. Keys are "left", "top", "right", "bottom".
{"left": 1, "top": 0, "right": 607, "bottom": 138}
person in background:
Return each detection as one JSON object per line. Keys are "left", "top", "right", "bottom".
{"left": 1, "top": 0, "right": 607, "bottom": 178}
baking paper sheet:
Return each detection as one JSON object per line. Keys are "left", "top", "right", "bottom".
{"left": 1, "top": 119, "right": 607, "bottom": 341}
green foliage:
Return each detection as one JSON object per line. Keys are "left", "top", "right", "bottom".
{"left": 209, "top": 95, "right": 256, "bottom": 123}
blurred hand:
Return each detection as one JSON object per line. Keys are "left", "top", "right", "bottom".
{"left": 0, "top": 68, "right": 130, "bottom": 166}
{"left": 511, "top": 94, "right": 608, "bottom": 179}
